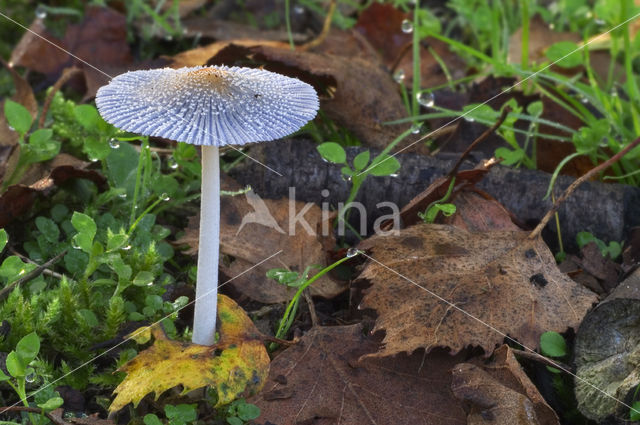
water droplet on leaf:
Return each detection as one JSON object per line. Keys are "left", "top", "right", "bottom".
{"left": 35, "top": 5, "right": 47, "bottom": 19}
{"left": 346, "top": 248, "right": 359, "bottom": 258}
{"left": 168, "top": 157, "right": 179, "bottom": 169}
{"left": 401, "top": 19, "right": 413, "bottom": 33}
{"left": 25, "top": 373, "right": 36, "bottom": 383}
{"left": 393, "top": 69, "right": 405, "bottom": 84}
{"left": 160, "top": 193, "right": 170, "bottom": 201}
{"left": 109, "top": 138, "right": 120, "bottom": 149}
{"left": 416, "top": 91, "right": 435, "bottom": 107}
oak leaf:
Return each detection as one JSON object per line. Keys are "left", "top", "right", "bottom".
{"left": 358, "top": 223, "right": 597, "bottom": 357}
{"left": 109, "top": 295, "right": 269, "bottom": 412}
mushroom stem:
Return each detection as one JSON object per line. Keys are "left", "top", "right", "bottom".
{"left": 192, "top": 145, "right": 220, "bottom": 346}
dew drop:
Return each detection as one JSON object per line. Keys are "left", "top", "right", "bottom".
{"left": 146, "top": 281, "right": 153, "bottom": 286}
{"left": 611, "top": 88, "right": 618, "bottom": 97}
{"left": 346, "top": 248, "right": 359, "bottom": 258}
{"left": 464, "top": 116, "right": 475, "bottom": 123}
{"left": 548, "top": 23, "right": 556, "bottom": 30}
{"left": 293, "top": 5, "right": 305, "bottom": 15}
{"left": 118, "top": 193, "right": 127, "bottom": 199}
{"left": 416, "top": 91, "right": 435, "bottom": 107}
{"left": 7, "top": 125, "right": 15, "bottom": 132}
{"left": 35, "top": 5, "right": 47, "bottom": 19}
{"left": 122, "top": 245, "right": 132, "bottom": 251}
{"left": 71, "top": 240, "right": 81, "bottom": 250}
{"left": 393, "top": 69, "right": 406, "bottom": 84}
{"left": 25, "top": 373, "right": 36, "bottom": 383}
{"left": 168, "top": 157, "right": 179, "bottom": 169}
{"left": 411, "top": 123, "right": 422, "bottom": 134}
{"left": 164, "top": 34, "right": 173, "bottom": 41}
{"left": 160, "top": 193, "right": 170, "bottom": 201}
{"left": 595, "top": 18, "right": 605, "bottom": 25}
{"left": 401, "top": 19, "right": 413, "bottom": 33}
{"left": 109, "top": 138, "right": 120, "bottom": 149}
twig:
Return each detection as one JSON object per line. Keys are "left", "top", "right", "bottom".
{"left": 300, "top": 0, "right": 336, "bottom": 51}
{"left": 261, "top": 334, "right": 297, "bottom": 346}
{"left": 39, "top": 67, "right": 82, "bottom": 128}
{"left": 447, "top": 106, "right": 511, "bottom": 179}
{"left": 529, "top": 136, "right": 640, "bottom": 240}
{"left": 0, "top": 250, "right": 67, "bottom": 301}
{"left": 9, "top": 248, "right": 66, "bottom": 280}
{"left": 0, "top": 406, "right": 65, "bottom": 425}
{"left": 303, "top": 290, "right": 319, "bottom": 327}
{"left": 511, "top": 348, "right": 574, "bottom": 373}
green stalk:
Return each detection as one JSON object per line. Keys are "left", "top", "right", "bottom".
{"left": 411, "top": 0, "right": 421, "bottom": 118}
{"left": 129, "top": 139, "right": 148, "bottom": 227}
{"left": 521, "top": 0, "right": 530, "bottom": 71}
{"left": 621, "top": 0, "right": 640, "bottom": 133}
{"left": 285, "top": 0, "right": 295, "bottom": 50}
{"left": 273, "top": 253, "right": 357, "bottom": 342}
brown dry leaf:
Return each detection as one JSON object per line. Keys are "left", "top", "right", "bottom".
{"left": 110, "top": 295, "right": 269, "bottom": 412}
{"left": 205, "top": 44, "right": 411, "bottom": 151}
{"left": 354, "top": 2, "right": 465, "bottom": 89}
{"left": 442, "top": 190, "right": 522, "bottom": 232}
{"left": 357, "top": 223, "right": 597, "bottom": 357}
{"left": 508, "top": 16, "right": 580, "bottom": 65}
{"left": 452, "top": 345, "right": 559, "bottom": 425}
{"left": 0, "top": 154, "right": 105, "bottom": 227}
{"left": 175, "top": 185, "right": 345, "bottom": 304}
{"left": 10, "top": 6, "right": 131, "bottom": 87}
{"left": 169, "top": 40, "right": 289, "bottom": 68}
{"left": 251, "top": 324, "right": 467, "bottom": 425}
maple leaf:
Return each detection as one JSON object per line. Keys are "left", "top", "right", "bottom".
{"left": 109, "top": 294, "right": 269, "bottom": 413}
{"left": 358, "top": 223, "right": 597, "bottom": 357}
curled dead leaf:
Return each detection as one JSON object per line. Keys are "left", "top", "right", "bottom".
{"left": 110, "top": 295, "right": 269, "bottom": 413}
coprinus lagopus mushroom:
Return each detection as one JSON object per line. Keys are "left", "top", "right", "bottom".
{"left": 96, "top": 65, "right": 319, "bottom": 345}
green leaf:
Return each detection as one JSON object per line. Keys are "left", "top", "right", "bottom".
{"left": 16, "top": 332, "right": 40, "bottom": 363}
{"left": 526, "top": 101, "right": 543, "bottom": 117}
{"left": 6, "top": 351, "right": 26, "bottom": 378}
{"left": 236, "top": 402, "right": 260, "bottom": 421}
{"left": 546, "top": 41, "right": 582, "bottom": 68}
{"left": 78, "top": 309, "right": 99, "bottom": 327}
{"left": 540, "top": 331, "right": 567, "bottom": 357}
{"left": 165, "top": 403, "right": 197, "bottom": 425}
{"left": 226, "top": 417, "right": 243, "bottom": 425}
{"left": 576, "top": 231, "right": 595, "bottom": 249}
{"left": 495, "top": 147, "right": 524, "bottom": 165}
{"left": 266, "top": 268, "right": 300, "bottom": 286}
{"left": 341, "top": 166, "right": 353, "bottom": 177}
{"left": 631, "top": 401, "right": 640, "bottom": 421}
{"left": 0, "top": 256, "right": 33, "bottom": 282}
{"left": 369, "top": 155, "right": 400, "bottom": 176}
{"left": 143, "top": 414, "right": 164, "bottom": 425}
{"left": 435, "top": 203, "right": 456, "bottom": 217}
{"left": 107, "top": 230, "right": 129, "bottom": 252}
{"left": 317, "top": 142, "right": 346, "bottom": 164}
{"left": 352, "top": 151, "right": 370, "bottom": 171}
{"left": 37, "top": 396, "right": 64, "bottom": 411}
{"left": 0, "top": 229, "right": 8, "bottom": 252}
{"left": 35, "top": 216, "right": 60, "bottom": 243}
{"left": 133, "top": 271, "right": 155, "bottom": 287}
{"left": 0, "top": 368, "right": 10, "bottom": 381}
{"left": 74, "top": 104, "right": 104, "bottom": 131}
{"left": 28, "top": 129, "right": 60, "bottom": 162}
{"left": 71, "top": 212, "right": 97, "bottom": 253}
{"left": 84, "top": 136, "right": 111, "bottom": 161}
{"left": 4, "top": 99, "right": 33, "bottom": 136}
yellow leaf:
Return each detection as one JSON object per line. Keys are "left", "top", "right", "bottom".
{"left": 109, "top": 294, "right": 269, "bottom": 412}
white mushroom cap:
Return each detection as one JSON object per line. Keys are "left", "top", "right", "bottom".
{"left": 96, "top": 66, "right": 319, "bottom": 146}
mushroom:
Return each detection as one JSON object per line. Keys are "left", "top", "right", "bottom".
{"left": 96, "top": 66, "right": 319, "bottom": 345}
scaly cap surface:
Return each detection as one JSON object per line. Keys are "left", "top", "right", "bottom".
{"left": 96, "top": 66, "right": 319, "bottom": 146}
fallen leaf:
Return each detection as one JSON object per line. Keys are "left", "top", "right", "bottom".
{"left": 0, "top": 154, "right": 106, "bottom": 227}
{"left": 176, "top": 180, "right": 345, "bottom": 303}
{"left": 110, "top": 294, "right": 269, "bottom": 412}
{"left": 574, "top": 267, "right": 640, "bottom": 421}
{"left": 10, "top": 6, "right": 131, "bottom": 90}
{"left": 452, "top": 345, "right": 559, "bottom": 425}
{"left": 251, "top": 324, "right": 467, "bottom": 425}
{"left": 357, "top": 223, "right": 597, "bottom": 357}
{"left": 205, "top": 43, "right": 412, "bottom": 151}
{"left": 354, "top": 2, "right": 465, "bottom": 89}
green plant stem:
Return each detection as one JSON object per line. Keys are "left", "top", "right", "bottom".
{"left": 285, "top": 0, "right": 295, "bottom": 49}
{"left": 621, "top": 0, "right": 640, "bottom": 133}
{"left": 129, "top": 138, "right": 148, "bottom": 227}
{"left": 421, "top": 176, "right": 456, "bottom": 223}
{"left": 273, "top": 253, "right": 357, "bottom": 343}
{"left": 411, "top": 0, "right": 421, "bottom": 118}
{"left": 128, "top": 195, "right": 165, "bottom": 235}
{"left": 520, "top": 0, "right": 530, "bottom": 71}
